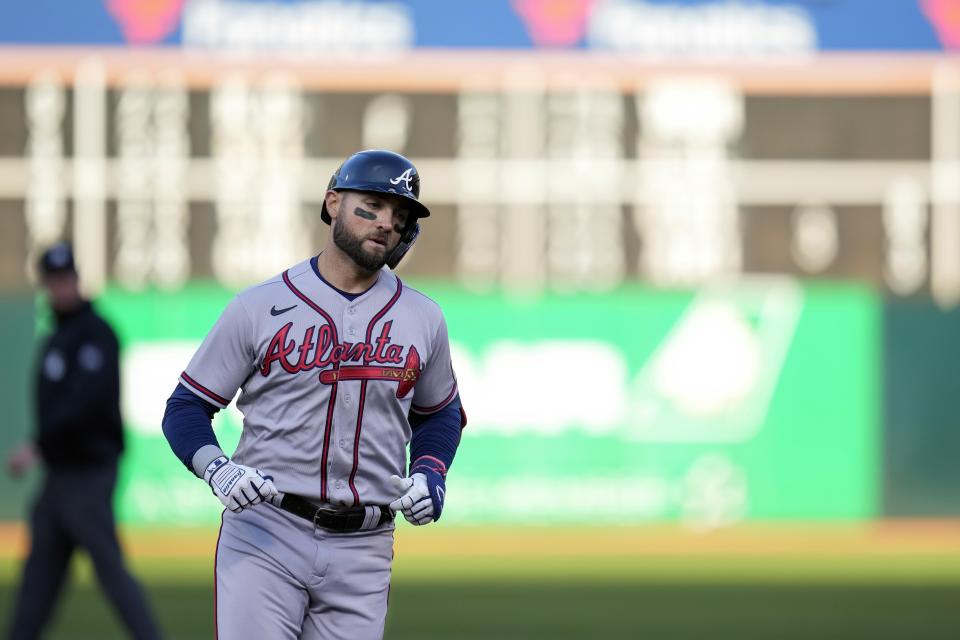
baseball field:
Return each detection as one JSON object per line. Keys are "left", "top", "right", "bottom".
{"left": 1, "top": 522, "right": 958, "bottom": 640}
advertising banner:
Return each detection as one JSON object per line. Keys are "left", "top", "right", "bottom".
{"left": 0, "top": 1, "right": 955, "bottom": 54}
{"left": 99, "top": 278, "right": 880, "bottom": 526}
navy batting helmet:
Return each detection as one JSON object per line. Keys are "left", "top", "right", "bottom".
{"left": 320, "top": 149, "right": 431, "bottom": 225}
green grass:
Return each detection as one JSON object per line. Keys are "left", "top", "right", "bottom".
{"left": 1, "top": 540, "right": 958, "bottom": 639}
{"left": 2, "top": 579, "right": 959, "bottom": 640}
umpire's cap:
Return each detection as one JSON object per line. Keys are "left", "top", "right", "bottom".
{"left": 320, "top": 150, "right": 431, "bottom": 225}
{"left": 38, "top": 242, "right": 77, "bottom": 276}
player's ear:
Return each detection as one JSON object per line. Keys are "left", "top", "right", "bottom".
{"left": 324, "top": 190, "right": 342, "bottom": 220}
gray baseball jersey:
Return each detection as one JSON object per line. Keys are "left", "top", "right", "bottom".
{"left": 179, "top": 257, "right": 459, "bottom": 506}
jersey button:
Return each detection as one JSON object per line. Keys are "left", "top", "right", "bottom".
{"left": 339, "top": 439, "right": 346, "bottom": 448}
{"left": 336, "top": 480, "right": 343, "bottom": 488}
{"left": 348, "top": 308, "right": 356, "bottom": 315}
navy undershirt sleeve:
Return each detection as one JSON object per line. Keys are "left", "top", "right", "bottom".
{"left": 162, "top": 383, "right": 222, "bottom": 470}
{"left": 409, "top": 394, "right": 465, "bottom": 472}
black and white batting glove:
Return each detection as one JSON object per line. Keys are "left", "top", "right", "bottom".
{"left": 203, "top": 456, "right": 278, "bottom": 513}
{"left": 389, "top": 458, "right": 446, "bottom": 525}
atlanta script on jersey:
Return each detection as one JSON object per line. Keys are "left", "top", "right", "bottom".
{"left": 178, "top": 258, "right": 459, "bottom": 507}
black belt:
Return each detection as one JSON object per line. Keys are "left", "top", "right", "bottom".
{"left": 274, "top": 492, "right": 394, "bottom": 533}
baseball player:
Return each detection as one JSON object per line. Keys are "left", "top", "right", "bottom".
{"left": 161, "top": 150, "right": 465, "bottom": 639}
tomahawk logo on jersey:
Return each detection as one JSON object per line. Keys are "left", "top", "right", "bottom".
{"left": 177, "top": 257, "right": 459, "bottom": 508}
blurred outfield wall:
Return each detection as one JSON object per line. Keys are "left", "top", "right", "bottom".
{"left": 2, "top": 280, "right": 882, "bottom": 526}
{"left": 2, "top": 0, "right": 960, "bottom": 526}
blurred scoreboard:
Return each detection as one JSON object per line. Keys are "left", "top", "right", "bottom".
{"left": 0, "top": 53, "right": 956, "bottom": 304}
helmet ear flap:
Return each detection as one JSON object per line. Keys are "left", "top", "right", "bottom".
{"left": 321, "top": 166, "right": 344, "bottom": 225}
{"left": 385, "top": 221, "right": 420, "bottom": 270}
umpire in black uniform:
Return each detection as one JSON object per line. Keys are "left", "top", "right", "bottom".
{"left": 5, "top": 243, "right": 161, "bottom": 640}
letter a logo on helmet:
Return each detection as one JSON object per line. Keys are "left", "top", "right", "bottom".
{"left": 390, "top": 168, "right": 414, "bottom": 193}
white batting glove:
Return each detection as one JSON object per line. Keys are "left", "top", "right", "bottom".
{"left": 389, "top": 473, "right": 435, "bottom": 525}
{"left": 203, "top": 456, "right": 278, "bottom": 513}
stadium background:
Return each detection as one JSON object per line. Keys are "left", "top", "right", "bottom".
{"left": 0, "top": 0, "right": 958, "bottom": 637}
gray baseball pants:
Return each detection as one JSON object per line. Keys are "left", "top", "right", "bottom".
{"left": 215, "top": 503, "right": 394, "bottom": 639}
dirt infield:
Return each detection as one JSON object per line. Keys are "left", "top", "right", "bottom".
{"left": 1, "top": 519, "right": 958, "bottom": 560}
{"left": 394, "top": 521, "right": 960, "bottom": 557}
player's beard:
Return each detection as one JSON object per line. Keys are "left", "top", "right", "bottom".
{"left": 332, "top": 216, "right": 389, "bottom": 273}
